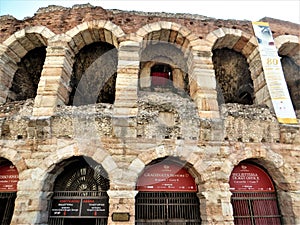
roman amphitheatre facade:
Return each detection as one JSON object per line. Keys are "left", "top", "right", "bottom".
{"left": 0, "top": 4, "right": 299, "bottom": 225}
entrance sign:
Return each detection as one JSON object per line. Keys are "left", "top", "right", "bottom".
{"left": 136, "top": 162, "right": 197, "bottom": 192}
{"left": 0, "top": 164, "right": 19, "bottom": 192}
{"left": 50, "top": 199, "right": 80, "bottom": 217}
{"left": 252, "top": 21, "right": 297, "bottom": 124}
{"left": 229, "top": 163, "right": 274, "bottom": 192}
{"left": 81, "top": 199, "right": 108, "bottom": 217}
{"left": 50, "top": 198, "right": 108, "bottom": 218}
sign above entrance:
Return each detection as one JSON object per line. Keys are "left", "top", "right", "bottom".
{"left": 0, "top": 164, "right": 19, "bottom": 192}
{"left": 229, "top": 163, "right": 275, "bottom": 192}
{"left": 136, "top": 162, "right": 197, "bottom": 192}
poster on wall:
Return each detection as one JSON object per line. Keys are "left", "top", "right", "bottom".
{"left": 252, "top": 21, "right": 297, "bottom": 124}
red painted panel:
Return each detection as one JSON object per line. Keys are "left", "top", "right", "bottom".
{"left": 136, "top": 162, "right": 197, "bottom": 192}
{"left": 0, "top": 164, "right": 19, "bottom": 192}
{"left": 151, "top": 72, "right": 169, "bottom": 86}
{"left": 230, "top": 163, "right": 274, "bottom": 192}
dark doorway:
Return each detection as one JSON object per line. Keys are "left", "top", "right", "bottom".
{"left": 48, "top": 157, "right": 109, "bottom": 225}
{"left": 0, "top": 192, "right": 16, "bottom": 225}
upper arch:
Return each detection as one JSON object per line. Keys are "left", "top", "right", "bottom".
{"left": 2, "top": 26, "right": 55, "bottom": 62}
{"left": 136, "top": 21, "right": 200, "bottom": 51}
{"left": 65, "top": 20, "right": 125, "bottom": 54}
{"left": 206, "top": 27, "right": 257, "bottom": 57}
{"left": 275, "top": 35, "right": 300, "bottom": 63}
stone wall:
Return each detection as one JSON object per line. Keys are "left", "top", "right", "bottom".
{"left": 0, "top": 4, "right": 299, "bottom": 225}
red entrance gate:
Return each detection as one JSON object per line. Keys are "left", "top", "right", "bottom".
{"left": 0, "top": 162, "right": 19, "bottom": 225}
{"left": 135, "top": 160, "right": 201, "bottom": 224}
{"left": 229, "top": 163, "right": 282, "bottom": 225}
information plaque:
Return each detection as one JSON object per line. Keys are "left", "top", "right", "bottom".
{"left": 81, "top": 199, "right": 108, "bottom": 217}
{"left": 50, "top": 199, "right": 80, "bottom": 217}
{"left": 50, "top": 198, "right": 108, "bottom": 218}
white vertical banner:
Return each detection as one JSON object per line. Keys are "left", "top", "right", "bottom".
{"left": 252, "top": 21, "right": 297, "bottom": 124}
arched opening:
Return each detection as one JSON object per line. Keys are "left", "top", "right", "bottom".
{"left": 212, "top": 48, "right": 254, "bottom": 105}
{"left": 280, "top": 55, "right": 300, "bottom": 110}
{"left": 229, "top": 162, "right": 282, "bottom": 225}
{"left": 139, "top": 42, "right": 189, "bottom": 94}
{"left": 48, "top": 156, "right": 109, "bottom": 225}
{"left": 0, "top": 158, "right": 19, "bottom": 225}
{"left": 151, "top": 63, "right": 173, "bottom": 87}
{"left": 69, "top": 42, "right": 118, "bottom": 106}
{"left": 7, "top": 47, "right": 46, "bottom": 102}
{"left": 135, "top": 157, "right": 201, "bottom": 224}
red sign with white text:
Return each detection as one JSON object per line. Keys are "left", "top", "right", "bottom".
{"left": 229, "top": 163, "right": 274, "bottom": 192}
{"left": 137, "top": 162, "right": 197, "bottom": 192}
{"left": 0, "top": 164, "right": 19, "bottom": 192}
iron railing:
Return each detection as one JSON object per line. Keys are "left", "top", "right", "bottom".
{"left": 135, "top": 192, "right": 201, "bottom": 225}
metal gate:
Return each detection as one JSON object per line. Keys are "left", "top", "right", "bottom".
{"left": 231, "top": 192, "right": 282, "bottom": 225}
{"left": 0, "top": 192, "right": 16, "bottom": 225}
{"left": 135, "top": 192, "right": 201, "bottom": 225}
{"left": 49, "top": 157, "right": 109, "bottom": 225}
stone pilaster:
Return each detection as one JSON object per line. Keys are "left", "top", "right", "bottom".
{"left": 199, "top": 181, "right": 234, "bottom": 225}
{"left": 33, "top": 36, "right": 74, "bottom": 116}
{"left": 107, "top": 190, "right": 138, "bottom": 225}
{"left": 113, "top": 41, "right": 140, "bottom": 138}
{"left": 188, "top": 48, "right": 220, "bottom": 119}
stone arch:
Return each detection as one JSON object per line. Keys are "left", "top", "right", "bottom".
{"left": 134, "top": 156, "right": 202, "bottom": 224}
{"left": 275, "top": 35, "right": 300, "bottom": 110}
{"left": 0, "top": 149, "right": 26, "bottom": 173}
{"left": 136, "top": 21, "right": 199, "bottom": 50}
{"left": 226, "top": 146, "right": 297, "bottom": 224}
{"left": 0, "top": 26, "right": 55, "bottom": 103}
{"left": 65, "top": 20, "right": 125, "bottom": 106}
{"left": 207, "top": 28, "right": 256, "bottom": 105}
{"left": 136, "top": 22, "right": 221, "bottom": 118}
{"left": 137, "top": 22, "right": 196, "bottom": 93}
{"left": 33, "top": 20, "right": 126, "bottom": 116}
{"left": 275, "top": 35, "right": 300, "bottom": 63}
{"left": 35, "top": 142, "right": 117, "bottom": 224}
{"left": 65, "top": 20, "right": 125, "bottom": 54}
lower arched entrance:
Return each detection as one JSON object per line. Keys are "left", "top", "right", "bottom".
{"left": 229, "top": 162, "right": 282, "bottom": 225}
{"left": 0, "top": 158, "right": 19, "bottom": 225}
{"left": 135, "top": 158, "right": 201, "bottom": 224}
{"left": 48, "top": 156, "right": 109, "bottom": 225}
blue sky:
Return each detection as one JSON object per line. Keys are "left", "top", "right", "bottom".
{"left": 0, "top": 1, "right": 299, "bottom": 24}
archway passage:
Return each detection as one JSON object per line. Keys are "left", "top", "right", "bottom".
{"left": 0, "top": 159, "right": 19, "bottom": 225}
{"left": 48, "top": 157, "right": 109, "bottom": 225}
{"left": 8, "top": 47, "right": 46, "bottom": 102}
{"left": 281, "top": 56, "right": 300, "bottom": 110}
{"left": 69, "top": 42, "right": 117, "bottom": 106}
{"left": 135, "top": 159, "right": 201, "bottom": 224}
{"left": 212, "top": 48, "right": 253, "bottom": 105}
{"left": 229, "top": 163, "right": 282, "bottom": 225}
